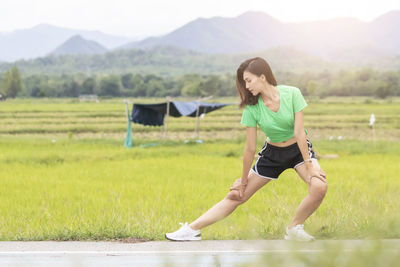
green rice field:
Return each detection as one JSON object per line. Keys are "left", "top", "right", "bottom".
{"left": 1, "top": 97, "right": 399, "bottom": 141}
{"left": 0, "top": 97, "right": 399, "bottom": 241}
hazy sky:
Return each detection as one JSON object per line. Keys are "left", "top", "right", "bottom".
{"left": 1, "top": 0, "right": 399, "bottom": 38}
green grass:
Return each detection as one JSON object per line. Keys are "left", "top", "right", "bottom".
{"left": 0, "top": 97, "right": 399, "bottom": 241}
{"left": 0, "top": 137, "right": 399, "bottom": 241}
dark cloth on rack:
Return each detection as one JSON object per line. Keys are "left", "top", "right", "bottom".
{"left": 131, "top": 101, "right": 230, "bottom": 126}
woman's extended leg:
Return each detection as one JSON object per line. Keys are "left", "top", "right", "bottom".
{"left": 189, "top": 171, "right": 272, "bottom": 230}
{"left": 289, "top": 160, "right": 327, "bottom": 228}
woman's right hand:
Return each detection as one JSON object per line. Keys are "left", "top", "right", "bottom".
{"left": 229, "top": 178, "right": 247, "bottom": 199}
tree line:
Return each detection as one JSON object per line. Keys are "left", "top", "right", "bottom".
{"left": 1, "top": 66, "right": 399, "bottom": 99}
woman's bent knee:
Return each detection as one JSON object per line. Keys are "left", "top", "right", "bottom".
{"left": 226, "top": 190, "right": 247, "bottom": 205}
{"left": 309, "top": 178, "right": 327, "bottom": 198}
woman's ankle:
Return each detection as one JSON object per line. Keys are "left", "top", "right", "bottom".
{"left": 189, "top": 223, "right": 201, "bottom": 231}
{"left": 288, "top": 221, "right": 304, "bottom": 228}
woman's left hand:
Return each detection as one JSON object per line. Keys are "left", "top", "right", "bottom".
{"left": 307, "top": 165, "right": 326, "bottom": 184}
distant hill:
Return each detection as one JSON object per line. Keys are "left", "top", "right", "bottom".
{"left": 0, "top": 24, "right": 136, "bottom": 61}
{"left": 119, "top": 10, "right": 400, "bottom": 61}
{"left": 119, "top": 11, "right": 292, "bottom": 54}
{"left": 368, "top": 10, "right": 400, "bottom": 54}
{"left": 50, "top": 35, "right": 108, "bottom": 56}
{"left": 0, "top": 45, "right": 332, "bottom": 77}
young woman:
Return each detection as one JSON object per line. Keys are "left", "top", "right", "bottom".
{"left": 165, "top": 57, "right": 327, "bottom": 242}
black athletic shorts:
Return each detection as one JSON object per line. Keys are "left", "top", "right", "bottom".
{"left": 251, "top": 139, "right": 317, "bottom": 179}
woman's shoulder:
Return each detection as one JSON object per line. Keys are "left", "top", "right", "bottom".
{"left": 242, "top": 98, "right": 261, "bottom": 117}
{"left": 278, "top": 84, "right": 300, "bottom": 92}
{"left": 278, "top": 85, "right": 303, "bottom": 99}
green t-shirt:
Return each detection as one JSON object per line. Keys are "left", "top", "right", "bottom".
{"left": 240, "top": 85, "right": 307, "bottom": 142}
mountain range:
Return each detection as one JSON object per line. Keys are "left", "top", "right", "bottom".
{"left": 120, "top": 10, "right": 400, "bottom": 61}
{"left": 0, "top": 24, "right": 137, "bottom": 62}
{"left": 0, "top": 10, "right": 399, "bottom": 65}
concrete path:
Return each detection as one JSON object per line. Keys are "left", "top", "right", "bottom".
{"left": 1, "top": 240, "right": 399, "bottom": 267}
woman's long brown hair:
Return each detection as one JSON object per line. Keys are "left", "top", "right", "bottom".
{"left": 236, "top": 57, "right": 277, "bottom": 108}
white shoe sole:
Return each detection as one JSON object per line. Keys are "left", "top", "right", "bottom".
{"left": 284, "top": 235, "right": 315, "bottom": 242}
{"left": 165, "top": 234, "right": 201, "bottom": 241}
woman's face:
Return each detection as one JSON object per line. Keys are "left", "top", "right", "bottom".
{"left": 243, "top": 71, "right": 264, "bottom": 96}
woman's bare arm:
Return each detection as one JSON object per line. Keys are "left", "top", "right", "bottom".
{"left": 294, "top": 111, "right": 326, "bottom": 183}
{"left": 241, "top": 127, "right": 257, "bottom": 184}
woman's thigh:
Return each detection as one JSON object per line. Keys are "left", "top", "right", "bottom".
{"left": 294, "top": 159, "right": 326, "bottom": 187}
{"left": 227, "top": 171, "right": 272, "bottom": 202}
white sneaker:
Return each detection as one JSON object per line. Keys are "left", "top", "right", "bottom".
{"left": 165, "top": 222, "right": 201, "bottom": 241}
{"left": 284, "top": 224, "right": 315, "bottom": 241}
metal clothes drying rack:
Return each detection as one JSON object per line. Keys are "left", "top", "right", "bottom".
{"left": 123, "top": 95, "right": 213, "bottom": 146}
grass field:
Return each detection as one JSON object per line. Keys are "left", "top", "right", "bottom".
{"left": 0, "top": 97, "right": 400, "bottom": 241}
{"left": 1, "top": 97, "right": 399, "bottom": 141}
